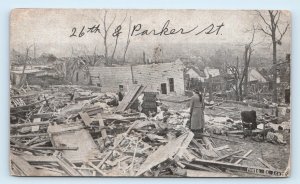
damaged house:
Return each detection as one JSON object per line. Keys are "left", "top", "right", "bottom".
{"left": 89, "top": 59, "right": 185, "bottom": 95}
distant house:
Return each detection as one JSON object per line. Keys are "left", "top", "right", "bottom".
{"left": 248, "top": 68, "right": 267, "bottom": 83}
{"left": 89, "top": 59, "right": 185, "bottom": 95}
{"left": 10, "top": 65, "right": 62, "bottom": 87}
{"left": 204, "top": 67, "right": 220, "bottom": 79}
{"left": 185, "top": 66, "right": 206, "bottom": 82}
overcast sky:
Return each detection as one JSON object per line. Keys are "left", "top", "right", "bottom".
{"left": 10, "top": 9, "right": 291, "bottom": 57}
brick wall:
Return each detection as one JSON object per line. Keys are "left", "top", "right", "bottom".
{"left": 89, "top": 60, "right": 185, "bottom": 94}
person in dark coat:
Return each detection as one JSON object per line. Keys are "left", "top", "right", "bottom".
{"left": 189, "top": 89, "right": 205, "bottom": 133}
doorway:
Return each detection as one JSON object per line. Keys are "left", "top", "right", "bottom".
{"left": 161, "top": 83, "right": 167, "bottom": 94}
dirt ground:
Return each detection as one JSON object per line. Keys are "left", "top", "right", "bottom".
{"left": 211, "top": 135, "right": 290, "bottom": 171}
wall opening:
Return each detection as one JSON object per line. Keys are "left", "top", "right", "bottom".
{"left": 161, "top": 83, "right": 167, "bottom": 94}
{"left": 169, "top": 78, "right": 174, "bottom": 92}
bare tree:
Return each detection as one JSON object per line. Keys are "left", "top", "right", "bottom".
{"left": 256, "top": 10, "right": 289, "bottom": 103}
{"left": 100, "top": 10, "right": 116, "bottom": 66}
{"left": 18, "top": 45, "right": 33, "bottom": 88}
{"left": 227, "top": 62, "right": 240, "bottom": 101}
{"left": 122, "top": 16, "right": 132, "bottom": 65}
{"left": 242, "top": 28, "right": 255, "bottom": 98}
{"left": 111, "top": 14, "right": 127, "bottom": 61}
{"left": 227, "top": 28, "right": 255, "bottom": 101}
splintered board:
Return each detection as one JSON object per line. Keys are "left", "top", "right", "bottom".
{"left": 116, "top": 85, "right": 145, "bottom": 112}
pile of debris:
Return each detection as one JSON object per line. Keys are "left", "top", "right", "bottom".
{"left": 10, "top": 85, "right": 288, "bottom": 177}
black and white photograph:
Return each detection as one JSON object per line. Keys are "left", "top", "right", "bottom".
{"left": 9, "top": 9, "right": 291, "bottom": 177}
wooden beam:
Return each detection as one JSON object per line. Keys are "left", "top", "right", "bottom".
{"left": 10, "top": 154, "right": 39, "bottom": 176}
{"left": 234, "top": 150, "right": 252, "bottom": 164}
{"left": 96, "top": 121, "right": 138, "bottom": 169}
{"left": 199, "top": 133, "right": 245, "bottom": 144}
{"left": 11, "top": 121, "right": 50, "bottom": 128}
{"left": 88, "top": 162, "right": 106, "bottom": 176}
{"left": 257, "top": 158, "right": 276, "bottom": 170}
{"left": 96, "top": 113, "right": 107, "bottom": 139}
{"left": 180, "top": 161, "right": 216, "bottom": 172}
{"left": 215, "top": 150, "right": 243, "bottom": 161}
{"left": 79, "top": 112, "right": 92, "bottom": 127}
{"left": 11, "top": 133, "right": 49, "bottom": 138}
{"left": 11, "top": 145, "right": 78, "bottom": 151}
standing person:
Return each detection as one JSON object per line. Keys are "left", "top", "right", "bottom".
{"left": 118, "top": 85, "right": 125, "bottom": 101}
{"left": 189, "top": 89, "right": 205, "bottom": 133}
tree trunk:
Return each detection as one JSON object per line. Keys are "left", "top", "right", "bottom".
{"left": 272, "top": 36, "right": 277, "bottom": 103}
{"left": 208, "top": 74, "right": 213, "bottom": 101}
{"left": 18, "top": 48, "right": 29, "bottom": 88}
{"left": 104, "top": 35, "right": 109, "bottom": 66}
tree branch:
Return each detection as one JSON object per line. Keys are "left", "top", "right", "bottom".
{"left": 277, "top": 23, "right": 289, "bottom": 42}
{"left": 256, "top": 24, "right": 272, "bottom": 36}
{"left": 256, "top": 10, "right": 272, "bottom": 31}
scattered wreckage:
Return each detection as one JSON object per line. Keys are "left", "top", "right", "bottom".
{"left": 10, "top": 85, "right": 290, "bottom": 177}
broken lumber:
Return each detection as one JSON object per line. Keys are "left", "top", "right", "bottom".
{"left": 191, "top": 139, "right": 217, "bottom": 158}
{"left": 11, "top": 121, "right": 50, "bottom": 128}
{"left": 88, "top": 162, "right": 106, "bottom": 176}
{"left": 180, "top": 161, "right": 215, "bottom": 172}
{"left": 10, "top": 154, "right": 41, "bottom": 176}
{"left": 11, "top": 133, "right": 49, "bottom": 138}
{"left": 79, "top": 112, "right": 92, "bottom": 127}
{"left": 116, "top": 85, "right": 145, "bottom": 112}
{"left": 135, "top": 131, "right": 194, "bottom": 176}
{"left": 215, "top": 150, "right": 243, "bottom": 161}
{"left": 96, "top": 113, "right": 107, "bottom": 139}
{"left": 257, "top": 158, "right": 275, "bottom": 170}
{"left": 234, "top": 150, "right": 252, "bottom": 164}
{"left": 11, "top": 145, "right": 78, "bottom": 151}
{"left": 200, "top": 133, "right": 244, "bottom": 144}
{"left": 96, "top": 121, "right": 139, "bottom": 169}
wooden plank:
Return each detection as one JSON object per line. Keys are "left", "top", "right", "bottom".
{"left": 215, "top": 145, "right": 230, "bottom": 151}
{"left": 10, "top": 154, "right": 39, "bottom": 176}
{"left": 202, "top": 137, "right": 219, "bottom": 157}
{"left": 88, "top": 162, "right": 106, "bottom": 176}
{"left": 127, "top": 85, "right": 147, "bottom": 110}
{"left": 96, "top": 121, "right": 139, "bottom": 169}
{"left": 96, "top": 152, "right": 112, "bottom": 169}
{"left": 22, "top": 155, "right": 58, "bottom": 163}
{"left": 116, "top": 85, "right": 144, "bottom": 112}
{"left": 234, "top": 150, "right": 252, "bottom": 164}
{"left": 180, "top": 161, "right": 215, "bottom": 172}
{"left": 257, "top": 158, "right": 276, "bottom": 170}
{"left": 32, "top": 118, "right": 41, "bottom": 132}
{"left": 79, "top": 112, "right": 92, "bottom": 126}
{"left": 11, "top": 145, "right": 78, "bottom": 151}
{"left": 96, "top": 113, "right": 107, "bottom": 139}
{"left": 215, "top": 150, "right": 243, "bottom": 161}
{"left": 56, "top": 157, "right": 82, "bottom": 176}
{"left": 116, "top": 85, "right": 140, "bottom": 112}
{"left": 191, "top": 139, "right": 217, "bottom": 158}
{"left": 11, "top": 133, "right": 49, "bottom": 138}
{"left": 11, "top": 121, "right": 50, "bottom": 128}
{"left": 32, "top": 113, "right": 53, "bottom": 119}
{"left": 24, "top": 136, "right": 39, "bottom": 146}
{"left": 135, "top": 131, "right": 194, "bottom": 176}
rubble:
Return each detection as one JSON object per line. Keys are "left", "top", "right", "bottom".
{"left": 10, "top": 84, "right": 289, "bottom": 177}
